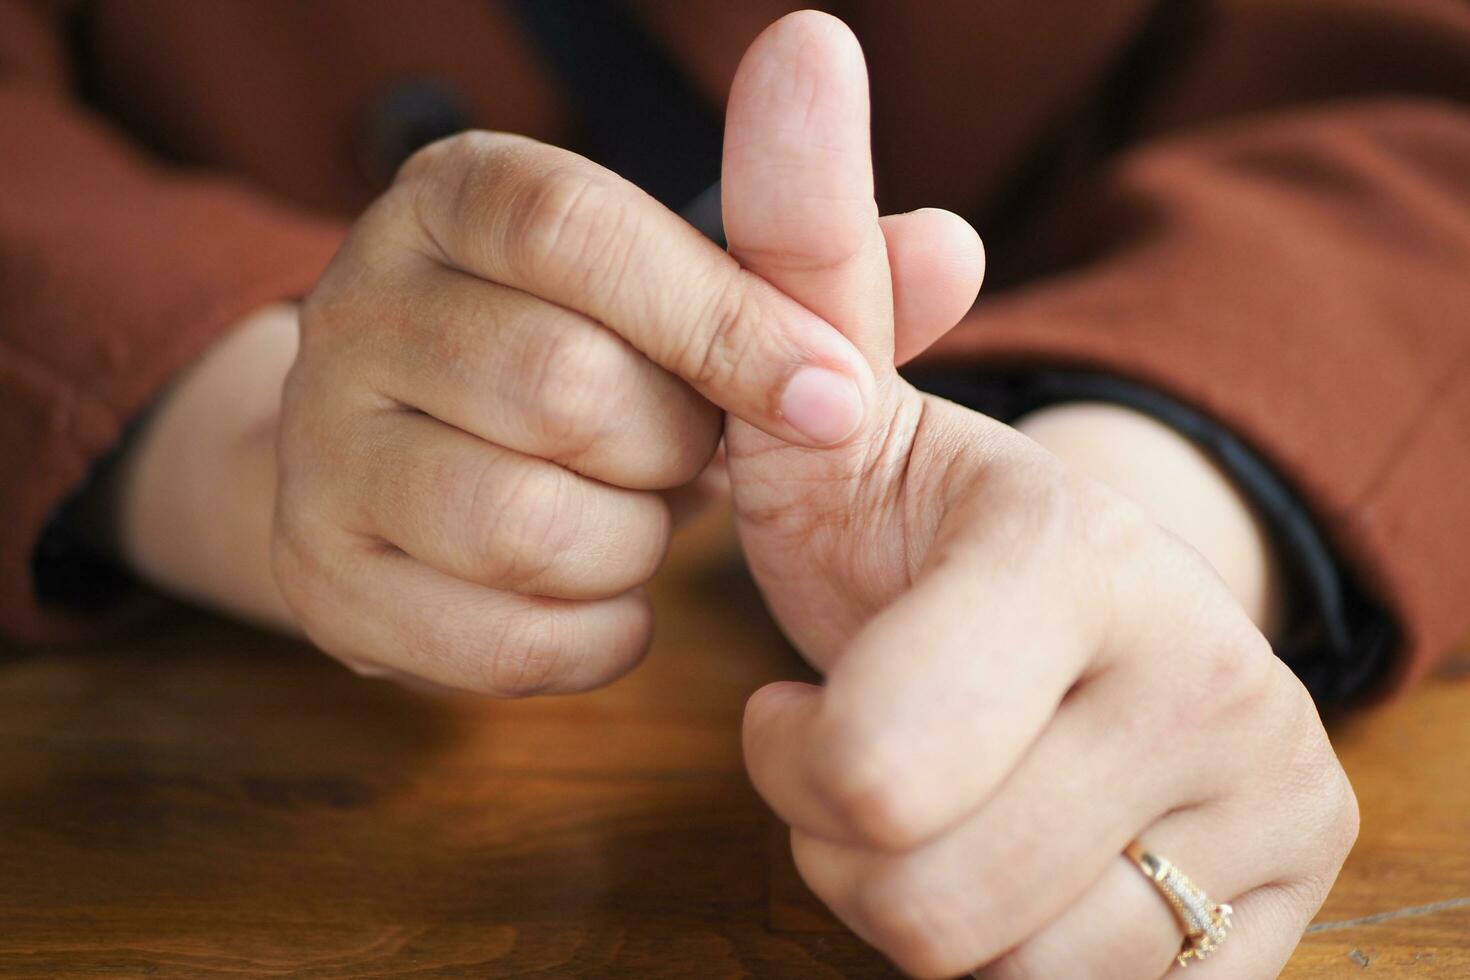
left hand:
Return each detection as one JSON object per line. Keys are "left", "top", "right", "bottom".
{"left": 723, "top": 13, "right": 1358, "bottom": 978}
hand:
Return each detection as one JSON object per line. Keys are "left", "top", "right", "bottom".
{"left": 723, "top": 12, "right": 1357, "bottom": 978}
{"left": 271, "top": 112, "right": 978, "bottom": 694}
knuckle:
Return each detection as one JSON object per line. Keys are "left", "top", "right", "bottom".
{"left": 468, "top": 461, "right": 580, "bottom": 591}
{"left": 392, "top": 129, "right": 467, "bottom": 184}
{"left": 413, "top": 604, "right": 566, "bottom": 699}
{"left": 270, "top": 529, "right": 357, "bottom": 665}
{"left": 512, "top": 166, "right": 629, "bottom": 291}
{"left": 808, "top": 717, "right": 933, "bottom": 851}
{"left": 274, "top": 372, "right": 317, "bottom": 466}
{"left": 1141, "top": 625, "right": 1274, "bottom": 753}
{"left": 1249, "top": 684, "right": 1358, "bottom": 890}
{"left": 980, "top": 460, "right": 1134, "bottom": 638}
{"left": 401, "top": 130, "right": 536, "bottom": 262}
{"left": 401, "top": 129, "right": 514, "bottom": 187}
{"left": 1087, "top": 483, "right": 1155, "bottom": 565}
{"left": 1194, "top": 626, "right": 1276, "bottom": 720}
{"left": 298, "top": 261, "right": 356, "bottom": 350}
{"left": 481, "top": 629, "right": 569, "bottom": 698}
{"left": 1329, "top": 764, "right": 1362, "bottom": 862}
{"left": 268, "top": 526, "right": 318, "bottom": 629}
{"left": 677, "top": 272, "right": 764, "bottom": 391}
{"left": 298, "top": 207, "right": 418, "bottom": 360}
{"left": 527, "top": 323, "right": 623, "bottom": 459}
{"left": 525, "top": 322, "right": 723, "bottom": 489}
{"left": 1293, "top": 719, "right": 1360, "bottom": 861}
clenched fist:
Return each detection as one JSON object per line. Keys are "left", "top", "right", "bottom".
{"left": 271, "top": 102, "right": 978, "bottom": 694}
{"left": 720, "top": 12, "right": 1356, "bottom": 978}
{"left": 272, "top": 128, "right": 879, "bottom": 692}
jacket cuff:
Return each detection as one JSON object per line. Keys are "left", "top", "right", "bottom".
{"left": 909, "top": 367, "right": 1398, "bottom": 707}
{"left": 0, "top": 219, "right": 345, "bottom": 644}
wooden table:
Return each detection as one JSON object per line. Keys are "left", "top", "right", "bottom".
{"left": 3, "top": 510, "right": 1467, "bottom": 978}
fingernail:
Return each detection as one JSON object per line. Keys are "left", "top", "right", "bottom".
{"left": 779, "top": 366, "right": 864, "bottom": 445}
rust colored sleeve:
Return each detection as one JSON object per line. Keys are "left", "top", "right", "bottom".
{"left": 930, "top": 95, "right": 1470, "bottom": 695}
{"left": 0, "top": 1, "right": 344, "bottom": 642}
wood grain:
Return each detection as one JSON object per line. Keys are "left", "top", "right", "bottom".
{"left": 1, "top": 509, "right": 1466, "bottom": 978}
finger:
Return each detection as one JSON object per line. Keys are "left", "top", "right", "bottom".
{"left": 787, "top": 665, "right": 1200, "bottom": 979}
{"left": 395, "top": 131, "right": 874, "bottom": 448}
{"left": 276, "top": 529, "right": 653, "bottom": 697}
{"left": 723, "top": 9, "right": 894, "bottom": 368}
{"left": 881, "top": 209, "right": 986, "bottom": 365}
{"left": 784, "top": 607, "right": 1315, "bottom": 978}
{"left": 340, "top": 408, "right": 670, "bottom": 600}
{"left": 676, "top": 192, "right": 986, "bottom": 371}
{"left": 660, "top": 443, "right": 730, "bottom": 526}
{"left": 315, "top": 255, "right": 719, "bottom": 490}
{"left": 742, "top": 518, "right": 1105, "bottom": 850}
{"left": 978, "top": 798, "right": 1341, "bottom": 980}
{"left": 979, "top": 682, "right": 1355, "bottom": 980}
{"left": 973, "top": 855, "right": 1186, "bottom": 980}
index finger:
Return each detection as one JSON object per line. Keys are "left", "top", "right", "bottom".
{"left": 742, "top": 538, "right": 1102, "bottom": 852}
{"left": 399, "top": 133, "right": 875, "bottom": 448}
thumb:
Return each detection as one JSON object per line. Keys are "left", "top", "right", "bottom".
{"left": 882, "top": 209, "right": 986, "bottom": 365}
{"left": 722, "top": 11, "right": 893, "bottom": 370}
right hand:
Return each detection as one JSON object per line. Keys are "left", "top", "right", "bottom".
{"left": 274, "top": 129, "right": 975, "bottom": 695}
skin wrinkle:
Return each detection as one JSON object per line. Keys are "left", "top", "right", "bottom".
{"left": 907, "top": 404, "right": 1008, "bottom": 585}
{"left": 380, "top": 240, "right": 722, "bottom": 491}
{"left": 567, "top": 185, "right": 650, "bottom": 321}
{"left": 686, "top": 266, "right": 766, "bottom": 395}
{"left": 725, "top": 215, "right": 877, "bottom": 276}
{"left": 517, "top": 169, "right": 608, "bottom": 296}
{"left": 470, "top": 446, "right": 545, "bottom": 591}
{"left": 530, "top": 320, "right": 620, "bottom": 464}
{"left": 859, "top": 390, "right": 928, "bottom": 598}
{"left": 732, "top": 388, "right": 925, "bottom": 644}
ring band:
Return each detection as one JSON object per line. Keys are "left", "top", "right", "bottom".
{"left": 1125, "top": 841, "right": 1234, "bottom": 966}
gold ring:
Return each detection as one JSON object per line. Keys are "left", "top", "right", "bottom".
{"left": 1125, "top": 841, "right": 1234, "bottom": 966}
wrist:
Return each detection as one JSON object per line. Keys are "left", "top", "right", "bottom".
{"left": 1015, "top": 402, "right": 1284, "bottom": 637}
{"left": 76, "top": 303, "right": 302, "bottom": 631}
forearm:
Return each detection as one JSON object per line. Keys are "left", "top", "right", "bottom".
{"left": 0, "top": 72, "right": 341, "bottom": 642}
{"left": 1015, "top": 402, "right": 1284, "bottom": 638}
{"left": 77, "top": 304, "right": 301, "bottom": 633}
